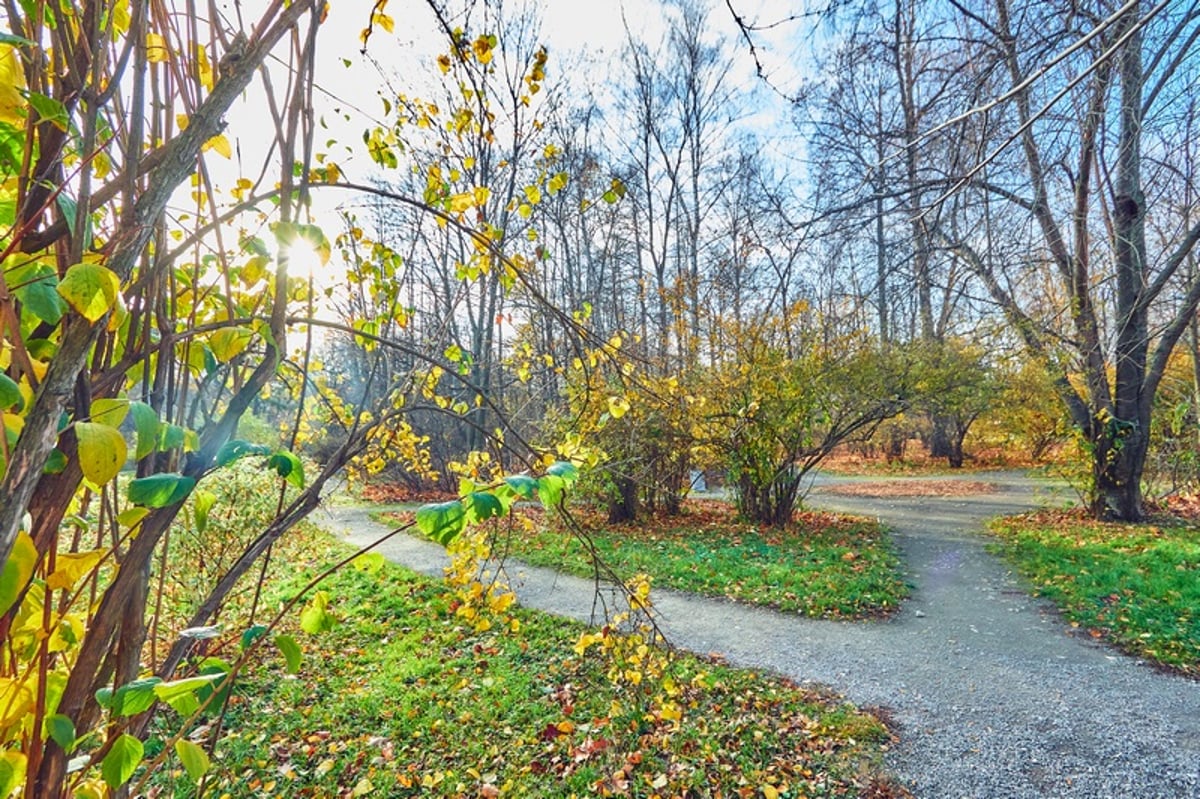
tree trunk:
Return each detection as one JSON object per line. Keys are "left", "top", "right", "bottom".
{"left": 607, "top": 475, "right": 638, "bottom": 523}
{"left": 735, "top": 474, "right": 798, "bottom": 528}
{"left": 1091, "top": 424, "right": 1147, "bottom": 521}
{"left": 1102, "top": 1, "right": 1149, "bottom": 523}
{"left": 927, "top": 415, "right": 953, "bottom": 460}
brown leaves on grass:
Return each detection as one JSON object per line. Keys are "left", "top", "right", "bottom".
{"left": 359, "top": 482, "right": 457, "bottom": 504}
{"left": 816, "top": 480, "right": 999, "bottom": 498}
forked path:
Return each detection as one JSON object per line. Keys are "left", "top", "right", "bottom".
{"left": 318, "top": 473, "right": 1200, "bottom": 798}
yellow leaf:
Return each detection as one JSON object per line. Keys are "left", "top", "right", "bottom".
{"left": 58, "top": 263, "right": 122, "bottom": 323}
{"left": 762, "top": 785, "right": 779, "bottom": 799}
{"left": 46, "top": 549, "right": 107, "bottom": 591}
{"left": 0, "top": 46, "right": 27, "bottom": 126}
{"left": 208, "top": 327, "right": 253, "bottom": 362}
{"left": 48, "top": 613, "right": 86, "bottom": 652}
{"left": 231, "top": 177, "right": 253, "bottom": 201}
{"left": 607, "top": 396, "right": 630, "bottom": 419}
{"left": 372, "top": 10, "right": 394, "bottom": 33}
{"left": 0, "top": 678, "right": 35, "bottom": 730}
{"left": 0, "top": 532, "right": 38, "bottom": 617}
{"left": 146, "top": 32, "right": 169, "bottom": 63}
{"left": 0, "top": 751, "right": 26, "bottom": 796}
{"left": 447, "top": 192, "right": 473, "bottom": 213}
{"left": 523, "top": 185, "right": 541, "bottom": 205}
{"left": 89, "top": 398, "right": 129, "bottom": 428}
{"left": 74, "top": 422, "right": 128, "bottom": 486}
{"left": 195, "top": 44, "right": 214, "bottom": 92}
{"left": 472, "top": 36, "right": 493, "bottom": 64}
{"left": 241, "top": 255, "right": 269, "bottom": 286}
{"left": 203, "top": 133, "right": 232, "bottom": 158}
{"left": 116, "top": 507, "right": 149, "bottom": 528}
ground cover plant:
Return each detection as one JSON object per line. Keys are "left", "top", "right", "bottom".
{"left": 393, "top": 501, "right": 910, "bottom": 619}
{"left": 148, "top": 526, "right": 902, "bottom": 798}
{"left": 988, "top": 511, "right": 1200, "bottom": 676}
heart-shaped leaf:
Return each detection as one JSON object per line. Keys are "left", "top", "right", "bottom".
{"left": 415, "top": 500, "right": 466, "bottom": 545}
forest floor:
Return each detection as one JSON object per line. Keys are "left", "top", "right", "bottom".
{"left": 318, "top": 471, "right": 1200, "bottom": 798}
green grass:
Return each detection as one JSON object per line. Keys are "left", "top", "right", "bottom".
{"left": 989, "top": 511, "right": 1200, "bottom": 675}
{"left": 479, "top": 503, "right": 909, "bottom": 619}
{"left": 149, "top": 529, "right": 901, "bottom": 798}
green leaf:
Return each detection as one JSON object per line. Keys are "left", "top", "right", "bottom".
{"left": 0, "top": 31, "right": 34, "bottom": 47}
{"left": 0, "top": 373, "right": 21, "bottom": 411}
{"left": 26, "top": 91, "right": 69, "bottom": 131}
{"left": 503, "top": 475, "right": 538, "bottom": 499}
{"left": 299, "top": 590, "right": 335, "bottom": 634}
{"left": 537, "top": 474, "right": 566, "bottom": 510}
{"left": 216, "top": 439, "right": 270, "bottom": 466}
{"left": 464, "top": 491, "right": 504, "bottom": 525}
{"left": 56, "top": 194, "right": 91, "bottom": 246}
{"left": 101, "top": 734, "right": 143, "bottom": 789}
{"left": 415, "top": 500, "right": 466, "bottom": 545}
{"left": 26, "top": 338, "right": 57, "bottom": 360}
{"left": 241, "top": 624, "right": 268, "bottom": 651}
{"left": 175, "top": 739, "right": 210, "bottom": 783}
{"left": 57, "top": 262, "right": 121, "bottom": 323}
{"left": 193, "top": 658, "right": 233, "bottom": 716}
{"left": 157, "top": 423, "right": 186, "bottom": 451}
{"left": 110, "top": 677, "right": 161, "bottom": 717}
{"left": 9, "top": 261, "right": 65, "bottom": 324}
{"left": 268, "top": 450, "right": 305, "bottom": 488}
{"left": 46, "top": 714, "right": 75, "bottom": 753}
{"left": 546, "top": 461, "right": 580, "bottom": 484}
{"left": 129, "top": 401, "right": 159, "bottom": 460}
{"left": 153, "top": 674, "right": 222, "bottom": 716}
{"left": 274, "top": 634, "right": 303, "bottom": 673}
{"left": 127, "top": 473, "right": 195, "bottom": 508}
{"left": 0, "top": 531, "right": 37, "bottom": 616}
{"left": 0, "top": 122, "right": 21, "bottom": 181}
{"left": 43, "top": 448, "right": 67, "bottom": 474}
{"left": 74, "top": 422, "right": 127, "bottom": 485}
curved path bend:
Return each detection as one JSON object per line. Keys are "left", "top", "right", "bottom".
{"left": 317, "top": 473, "right": 1199, "bottom": 798}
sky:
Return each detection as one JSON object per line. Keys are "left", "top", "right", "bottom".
{"left": 215, "top": 0, "right": 814, "bottom": 283}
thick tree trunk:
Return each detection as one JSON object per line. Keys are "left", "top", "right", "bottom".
{"left": 927, "top": 415, "right": 953, "bottom": 460}
{"left": 607, "top": 475, "right": 638, "bottom": 523}
{"left": 947, "top": 437, "right": 965, "bottom": 469}
{"left": 1091, "top": 425, "right": 1147, "bottom": 521}
{"left": 1101, "top": 2, "right": 1149, "bottom": 523}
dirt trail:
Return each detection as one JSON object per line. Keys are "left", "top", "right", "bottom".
{"left": 318, "top": 473, "right": 1200, "bottom": 798}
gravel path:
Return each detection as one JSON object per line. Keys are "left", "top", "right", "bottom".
{"left": 316, "top": 472, "right": 1200, "bottom": 798}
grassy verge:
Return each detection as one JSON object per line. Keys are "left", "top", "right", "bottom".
{"left": 151, "top": 528, "right": 903, "bottom": 797}
{"left": 473, "top": 502, "right": 908, "bottom": 619}
{"left": 989, "top": 510, "right": 1200, "bottom": 676}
